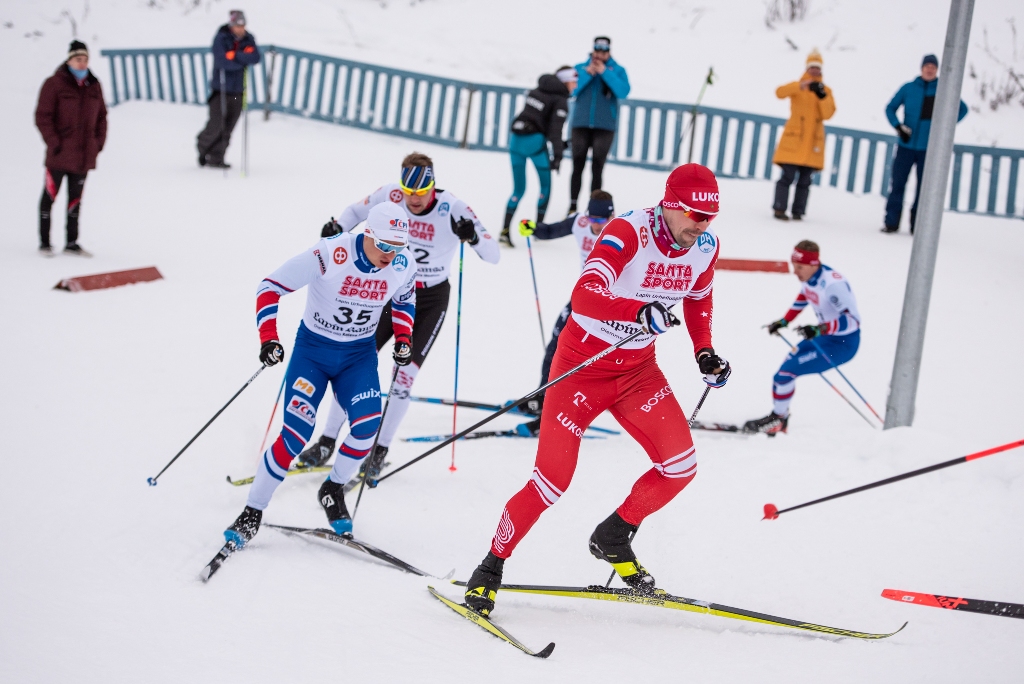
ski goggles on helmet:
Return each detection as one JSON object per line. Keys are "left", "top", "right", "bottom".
{"left": 400, "top": 165, "right": 435, "bottom": 196}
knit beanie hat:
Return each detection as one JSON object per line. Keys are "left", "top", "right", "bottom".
{"left": 806, "top": 49, "right": 823, "bottom": 69}
{"left": 229, "top": 10, "right": 246, "bottom": 27}
{"left": 922, "top": 54, "right": 938, "bottom": 68}
{"left": 661, "top": 164, "right": 720, "bottom": 215}
{"left": 67, "top": 40, "right": 88, "bottom": 60}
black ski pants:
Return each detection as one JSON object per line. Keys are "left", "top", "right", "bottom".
{"left": 773, "top": 164, "right": 815, "bottom": 217}
{"left": 197, "top": 90, "right": 243, "bottom": 165}
{"left": 39, "top": 168, "right": 87, "bottom": 248}
{"left": 374, "top": 280, "right": 451, "bottom": 367}
{"left": 570, "top": 127, "right": 615, "bottom": 205}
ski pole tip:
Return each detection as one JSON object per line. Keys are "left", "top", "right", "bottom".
{"left": 147, "top": 477, "right": 158, "bottom": 487}
{"left": 762, "top": 503, "right": 779, "bottom": 520}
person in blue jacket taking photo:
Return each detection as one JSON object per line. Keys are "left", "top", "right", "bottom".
{"left": 196, "top": 10, "right": 261, "bottom": 169}
{"left": 568, "top": 36, "right": 630, "bottom": 215}
{"left": 881, "top": 54, "right": 967, "bottom": 234}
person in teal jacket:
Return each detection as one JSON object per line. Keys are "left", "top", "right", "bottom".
{"left": 568, "top": 36, "right": 630, "bottom": 214}
{"left": 882, "top": 54, "right": 967, "bottom": 233}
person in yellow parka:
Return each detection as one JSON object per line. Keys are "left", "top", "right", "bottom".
{"left": 772, "top": 49, "right": 835, "bottom": 221}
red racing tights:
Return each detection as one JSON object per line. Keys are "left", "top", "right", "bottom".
{"left": 490, "top": 320, "right": 697, "bottom": 558}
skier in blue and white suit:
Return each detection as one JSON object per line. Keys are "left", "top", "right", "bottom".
{"left": 224, "top": 202, "right": 417, "bottom": 547}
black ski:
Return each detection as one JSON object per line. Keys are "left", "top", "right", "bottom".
{"left": 410, "top": 395, "right": 620, "bottom": 435}
{"left": 199, "top": 541, "right": 238, "bottom": 582}
{"left": 263, "top": 523, "right": 441, "bottom": 577}
{"left": 689, "top": 420, "right": 742, "bottom": 433}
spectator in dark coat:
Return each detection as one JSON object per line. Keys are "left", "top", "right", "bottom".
{"left": 568, "top": 36, "right": 630, "bottom": 214}
{"left": 196, "top": 10, "right": 261, "bottom": 168}
{"left": 34, "top": 40, "right": 107, "bottom": 257}
{"left": 881, "top": 54, "right": 968, "bottom": 234}
{"left": 500, "top": 67, "right": 576, "bottom": 247}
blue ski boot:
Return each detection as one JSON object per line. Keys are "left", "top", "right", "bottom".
{"left": 318, "top": 478, "right": 352, "bottom": 535}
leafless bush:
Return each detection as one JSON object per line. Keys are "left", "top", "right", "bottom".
{"left": 969, "top": 20, "right": 1024, "bottom": 112}
{"left": 765, "top": 0, "right": 808, "bottom": 28}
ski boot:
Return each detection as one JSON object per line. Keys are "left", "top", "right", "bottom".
{"left": 296, "top": 435, "right": 335, "bottom": 468}
{"left": 464, "top": 551, "right": 505, "bottom": 616}
{"left": 499, "top": 226, "right": 514, "bottom": 248}
{"left": 318, "top": 478, "right": 352, "bottom": 535}
{"left": 589, "top": 512, "right": 656, "bottom": 594}
{"left": 224, "top": 506, "right": 262, "bottom": 549}
{"left": 742, "top": 412, "right": 788, "bottom": 436}
{"left": 517, "top": 392, "right": 544, "bottom": 417}
{"left": 360, "top": 444, "right": 389, "bottom": 483}
{"left": 515, "top": 418, "right": 541, "bottom": 437}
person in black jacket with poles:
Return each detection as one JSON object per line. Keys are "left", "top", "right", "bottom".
{"left": 500, "top": 67, "right": 576, "bottom": 247}
{"left": 196, "top": 10, "right": 260, "bottom": 168}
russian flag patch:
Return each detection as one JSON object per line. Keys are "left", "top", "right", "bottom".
{"left": 599, "top": 235, "right": 625, "bottom": 251}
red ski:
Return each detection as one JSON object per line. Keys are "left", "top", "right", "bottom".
{"left": 882, "top": 589, "right": 1024, "bottom": 620}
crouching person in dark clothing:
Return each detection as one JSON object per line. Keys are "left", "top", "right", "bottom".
{"left": 501, "top": 67, "right": 576, "bottom": 247}
{"left": 34, "top": 40, "right": 107, "bottom": 257}
{"left": 197, "top": 10, "right": 260, "bottom": 168}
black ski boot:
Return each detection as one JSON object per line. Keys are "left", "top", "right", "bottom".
{"left": 360, "top": 444, "right": 389, "bottom": 482}
{"left": 318, "top": 478, "right": 352, "bottom": 535}
{"left": 224, "top": 506, "right": 262, "bottom": 549}
{"left": 589, "top": 512, "right": 656, "bottom": 594}
{"left": 742, "top": 412, "right": 788, "bottom": 436}
{"left": 517, "top": 392, "right": 544, "bottom": 417}
{"left": 515, "top": 418, "right": 541, "bottom": 437}
{"left": 296, "top": 435, "right": 335, "bottom": 468}
{"left": 465, "top": 551, "right": 505, "bottom": 616}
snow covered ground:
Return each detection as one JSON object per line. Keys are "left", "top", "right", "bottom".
{"left": 2, "top": 2, "right": 1024, "bottom": 682}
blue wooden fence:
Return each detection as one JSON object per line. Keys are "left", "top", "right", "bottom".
{"left": 100, "top": 45, "right": 1023, "bottom": 220}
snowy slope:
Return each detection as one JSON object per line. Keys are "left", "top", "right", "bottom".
{"left": 2, "top": 2, "right": 1024, "bottom": 683}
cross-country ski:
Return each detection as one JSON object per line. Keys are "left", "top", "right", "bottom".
{"left": 428, "top": 586, "right": 556, "bottom": 658}
{"left": 881, "top": 589, "right": 1024, "bottom": 620}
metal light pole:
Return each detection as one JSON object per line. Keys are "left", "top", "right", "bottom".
{"left": 884, "top": 0, "right": 974, "bottom": 429}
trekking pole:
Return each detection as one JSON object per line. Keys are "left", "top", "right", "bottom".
{"left": 147, "top": 361, "right": 274, "bottom": 486}
{"left": 258, "top": 368, "right": 287, "bottom": 454}
{"left": 805, "top": 336, "right": 883, "bottom": 423}
{"left": 776, "top": 332, "right": 876, "bottom": 429}
{"left": 763, "top": 438, "right": 1024, "bottom": 520}
{"left": 375, "top": 328, "right": 646, "bottom": 485}
{"left": 525, "top": 235, "right": 546, "bottom": 350}
{"left": 605, "top": 386, "right": 713, "bottom": 587}
{"left": 449, "top": 243, "right": 465, "bottom": 473}
{"left": 676, "top": 67, "right": 714, "bottom": 164}
{"left": 219, "top": 70, "right": 228, "bottom": 178}
{"left": 352, "top": 366, "right": 399, "bottom": 519}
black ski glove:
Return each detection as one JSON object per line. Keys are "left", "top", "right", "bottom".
{"left": 796, "top": 324, "right": 825, "bottom": 340}
{"left": 451, "top": 216, "right": 479, "bottom": 244}
{"left": 552, "top": 156, "right": 562, "bottom": 173}
{"left": 808, "top": 81, "right": 827, "bottom": 99}
{"left": 636, "top": 302, "right": 679, "bottom": 335}
{"left": 766, "top": 318, "right": 789, "bottom": 335}
{"left": 897, "top": 124, "right": 912, "bottom": 143}
{"left": 696, "top": 347, "right": 731, "bottom": 388}
{"left": 393, "top": 338, "right": 413, "bottom": 366}
{"left": 321, "top": 217, "right": 342, "bottom": 238}
{"left": 260, "top": 340, "right": 285, "bottom": 366}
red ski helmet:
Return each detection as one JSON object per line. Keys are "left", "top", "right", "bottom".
{"left": 662, "top": 164, "right": 720, "bottom": 216}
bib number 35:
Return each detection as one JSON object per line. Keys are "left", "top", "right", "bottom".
{"left": 334, "top": 307, "right": 372, "bottom": 326}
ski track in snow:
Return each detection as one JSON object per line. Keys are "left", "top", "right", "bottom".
{"left": 1, "top": 2, "right": 1023, "bottom": 682}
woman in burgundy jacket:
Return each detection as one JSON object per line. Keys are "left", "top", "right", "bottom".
{"left": 34, "top": 40, "right": 107, "bottom": 256}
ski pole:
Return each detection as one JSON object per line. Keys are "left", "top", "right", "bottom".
{"left": 258, "top": 368, "right": 287, "bottom": 454}
{"left": 241, "top": 67, "right": 249, "bottom": 178}
{"left": 606, "top": 386, "right": 714, "bottom": 587}
{"left": 147, "top": 363, "right": 271, "bottom": 486}
{"left": 375, "top": 328, "right": 646, "bottom": 485}
{"left": 763, "top": 438, "right": 1024, "bottom": 520}
{"left": 776, "top": 332, "right": 876, "bottom": 429}
{"left": 450, "top": 242, "right": 465, "bottom": 473}
{"left": 219, "top": 69, "right": 228, "bottom": 178}
{"left": 676, "top": 67, "right": 714, "bottom": 164}
{"left": 352, "top": 366, "right": 399, "bottom": 519}
{"left": 804, "top": 335, "right": 883, "bottom": 423}
{"left": 525, "top": 235, "right": 546, "bottom": 350}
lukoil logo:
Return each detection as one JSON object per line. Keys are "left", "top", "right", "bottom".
{"left": 556, "top": 412, "right": 583, "bottom": 437}
{"left": 691, "top": 191, "right": 720, "bottom": 202}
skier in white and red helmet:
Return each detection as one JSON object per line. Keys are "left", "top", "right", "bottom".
{"left": 464, "top": 164, "right": 732, "bottom": 616}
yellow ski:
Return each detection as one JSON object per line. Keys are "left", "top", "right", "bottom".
{"left": 428, "top": 586, "right": 555, "bottom": 658}
{"left": 225, "top": 465, "right": 332, "bottom": 487}
{"left": 453, "top": 582, "right": 906, "bottom": 641}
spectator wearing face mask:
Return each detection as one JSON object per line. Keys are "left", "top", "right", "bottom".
{"left": 34, "top": 40, "right": 107, "bottom": 257}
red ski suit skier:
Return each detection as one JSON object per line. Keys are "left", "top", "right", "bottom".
{"left": 489, "top": 206, "right": 719, "bottom": 558}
